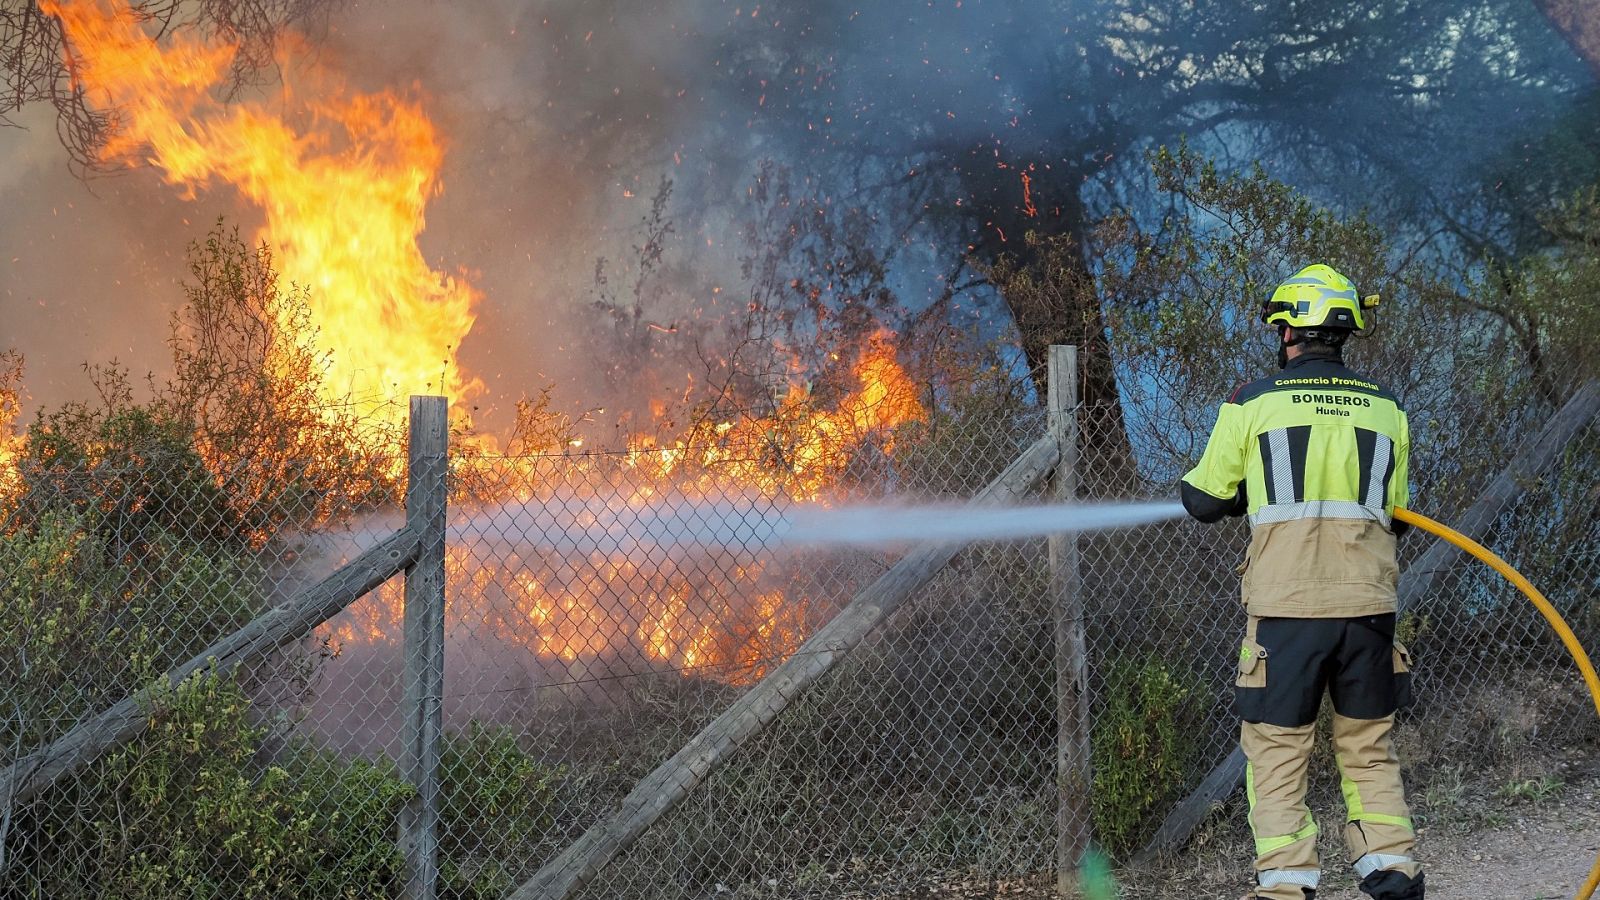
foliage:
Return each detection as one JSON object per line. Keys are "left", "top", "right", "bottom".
{"left": 1098, "top": 143, "right": 1401, "bottom": 452}
{"left": 19, "top": 379, "right": 248, "bottom": 552}
{"left": 163, "top": 222, "right": 393, "bottom": 534}
{"left": 9, "top": 670, "right": 410, "bottom": 899}
{"left": 0, "top": 223, "right": 407, "bottom": 895}
{"left": 1091, "top": 655, "right": 1201, "bottom": 857}
{"left": 0, "top": 509, "right": 263, "bottom": 752}
{"left": 1095, "top": 143, "right": 1600, "bottom": 495}
{"left": 5, "top": 662, "right": 581, "bottom": 898}
{"left": 1457, "top": 185, "right": 1600, "bottom": 406}
{"left": 436, "top": 725, "right": 570, "bottom": 898}
{"left": 14, "top": 222, "right": 390, "bottom": 553}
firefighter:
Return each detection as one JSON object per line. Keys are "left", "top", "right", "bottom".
{"left": 1180, "top": 264, "right": 1425, "bottom": 900}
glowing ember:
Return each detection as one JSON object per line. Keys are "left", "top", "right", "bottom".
{"left": 44, "top": 0, "right": 481, "bottom": 434}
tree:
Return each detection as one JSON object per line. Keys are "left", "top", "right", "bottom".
{"left": 701, "top": 0, "right": 1595, "bottom": 474}
{"left": 1096, "top": 145, "right": 1599, "bottom": 489}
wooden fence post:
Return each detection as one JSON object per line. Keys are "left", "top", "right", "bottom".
{"left": 1048, "top": 345, "right": 1093, "bottom": 894}
{"left": 399, "top": 396, "right": 448, "bottom": 900}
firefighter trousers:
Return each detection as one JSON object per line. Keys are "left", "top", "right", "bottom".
{"left": 1235, "top": 614, "right": 1425, "bottom": 900}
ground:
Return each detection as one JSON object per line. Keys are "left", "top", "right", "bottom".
{"left": 1126, "top": 757, "right": 1600, "bottom": 900}
{"left": 865, "top": 757, "right": 1600, "bottom": 900}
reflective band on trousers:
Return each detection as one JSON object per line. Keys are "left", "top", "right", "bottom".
{"left": 1254, "top": 818, "right": 1319, "bottom": 855}
{"left": 1250, "top": 499, "right": 1390, "bottom": 528}
{"left": 1259, "top": 868, "right": 1321, "bottom": 889}
{"left": 1353, "top": 853, "right": 1414, "bottom": 878}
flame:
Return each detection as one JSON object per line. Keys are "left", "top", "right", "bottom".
{"left": 0, "top": 415, "right": 19, "bottom": 505}
{"left": 626, "top": 331, "right": 924, "bottom": 500}
{"left": 43, "top": 0, "right": 928, "bottom": 689}
{"left": 44, "top": 0, "right": 480, "bottom": 433}
{"left": 319, "top": 337, "right": 925, "bottom": 688}
{"left": 0, "top": 355, "right": 23, "bottom": 501}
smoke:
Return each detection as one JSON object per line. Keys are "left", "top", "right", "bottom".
{"left": 0, "top": 0, "right": 1589, "bottom": 430}
{"left": 0, "top": 105, "right": 246, "bottom": 414}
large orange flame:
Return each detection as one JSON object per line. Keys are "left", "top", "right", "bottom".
{"left": 41, "top": 0, "right": 929, "bottom": 689}
{"left": 44, "top": 0, "right": 480, "bottom": 431}
{"left": 625, "top": 330, "right": 925, "bottom": 501}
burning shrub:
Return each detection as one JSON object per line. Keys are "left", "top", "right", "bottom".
{"left": 165, "top": 222, "right": 396, "bottom": 535}
{"left": 12, "top": 223, "right": 393, "bottom": 557}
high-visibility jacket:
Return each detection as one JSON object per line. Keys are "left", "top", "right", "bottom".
{"left": 1181, "top": 352, "right": 1410, "bottom": 618}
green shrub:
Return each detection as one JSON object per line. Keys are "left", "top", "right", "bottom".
{"left": 0, "top": 511, "right": 263, "bottom": 752}
{"left": 436, "top": 725, "right": 570, "bottom": 898}
{"left": 1091, "top": 655, "right": 1200, "bottom": 857}
{"left": 10, "top": 670, "right": 410, "bottom": 899}
{"left": 5, "top": 666, "right": 586, "bottom": 899}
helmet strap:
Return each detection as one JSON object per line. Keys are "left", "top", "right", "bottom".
{"left": 1277, "top": 325, "right": 1347, "bottom": 368}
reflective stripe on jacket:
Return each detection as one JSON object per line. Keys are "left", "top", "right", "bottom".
{"left": 1182, "top": 354, "right": 1410, "bottom": 618}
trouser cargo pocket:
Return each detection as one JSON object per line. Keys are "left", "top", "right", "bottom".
{"left": 1237, "top": 639, "right": 1268, "bottom": 687}
{"left": 1392, "top": 641, "right": 1414, "bottom": 710}
{"left": 1235, "top": 637, "right": 1269, "bottom": 722}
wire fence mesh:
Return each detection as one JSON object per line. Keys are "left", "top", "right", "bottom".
{"left": 0, "top": 362, "right": 1595, "bottom": 899}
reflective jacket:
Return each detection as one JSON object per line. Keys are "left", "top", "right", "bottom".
{"left": 1181, "top": 353, "right": 1410, "bottom": 618}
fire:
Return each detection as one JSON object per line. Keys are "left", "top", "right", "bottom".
{"left": 0, "top": 353, "right": 22, "bottom": 501}
{"left": 44, "top": 0, "right": 480, "bottom": 434}
{"left": 321, "top": 338, "right": 925, "bottom": 688}
{"left": 40, "top": 1, "right": 928, "bottom": 690}
{"left": 626, "top": 331, "right": 925, "bottom": 501}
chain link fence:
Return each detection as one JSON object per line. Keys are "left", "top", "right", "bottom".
{"left": 1, "top": 361, "right": 1595, "bottom": 899}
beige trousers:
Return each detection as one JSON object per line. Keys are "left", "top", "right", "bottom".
{"left": 1240, "top": 714, "right": 1421, "bottom": 899}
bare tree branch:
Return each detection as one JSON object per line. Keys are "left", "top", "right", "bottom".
{"left": 1, "top": 0, "right": 337, "bottom": 171}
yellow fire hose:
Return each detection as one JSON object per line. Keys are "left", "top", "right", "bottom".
{"left": 1391, "top": 508, "right": 1600, "bottom": 900}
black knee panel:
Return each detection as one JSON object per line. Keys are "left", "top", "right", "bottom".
{"left": 1359, "top": 869, "right": 1424, "bottom": 900}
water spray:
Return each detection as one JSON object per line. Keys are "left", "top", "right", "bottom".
{"left": 449, "top": 497, "right": 1187, "bottom": 554}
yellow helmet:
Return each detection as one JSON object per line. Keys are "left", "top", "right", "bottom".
{"left": 1259, "top": 264, "right": 1378, "bottom": 331}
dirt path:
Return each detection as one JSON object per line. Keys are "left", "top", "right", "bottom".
{"left": 1320, "top": 803, "right": 1600, "bottom": 900}
{"left": 1128, "top": 769, "right": 1600, "bottom": 900}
